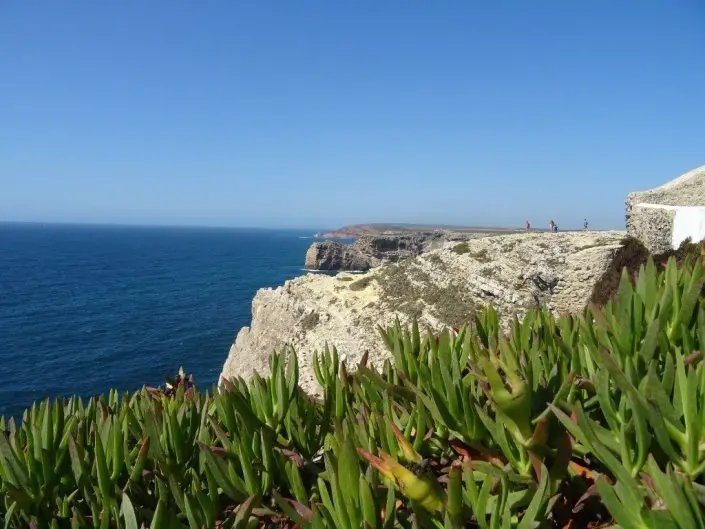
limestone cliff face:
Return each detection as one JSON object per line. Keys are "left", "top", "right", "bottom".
{"left": 304, "top": 242, "right": 372, "bottom": 271}
{"left": 304, "top": 231, "right": 495, "bottom": 271}
{"left": 221, "top": 231, "right": 630, "bottom": 395}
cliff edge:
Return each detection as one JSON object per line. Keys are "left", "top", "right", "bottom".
{"left": 304, "top": 231, "right": 499, "bottom": 271}
{"left": 221, "top": 231, "right": 631, "bottom": 394}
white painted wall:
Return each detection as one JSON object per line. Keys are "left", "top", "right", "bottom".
{"left": 635, "top": 203, "right": 705, "bottom": 248}
{"left": 672, "top": 207, "right": 705, "bottom": 248}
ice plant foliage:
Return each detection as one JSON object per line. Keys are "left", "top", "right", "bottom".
{"left": 1, "top": 255, "right": 705, "bottom": 527}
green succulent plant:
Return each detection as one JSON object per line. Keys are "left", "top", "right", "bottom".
{"left": 2, "top": 253, "right": 705, "bottom": 527}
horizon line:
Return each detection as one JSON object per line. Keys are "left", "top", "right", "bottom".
{"left": 0, "top": 219, "right": 616, "bottom": 232}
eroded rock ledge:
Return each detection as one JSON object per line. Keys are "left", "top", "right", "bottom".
{"left": 221, "top": 231, "right": 630, "bottom": 394}
{"left": 304, "top": 231, "right": 500, "bottom": 271}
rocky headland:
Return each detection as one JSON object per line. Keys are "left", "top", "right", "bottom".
{"left": 221, "top": 165, "right": 705, "bottom": 395}
{"left": 305, "top": 229, "right": 518, "bottom": 271}
{"left": 315, "top": 223, "right": 518, "bottom": 239}
{"left": 222, "top": 231, "right": 635, "bottom": 394}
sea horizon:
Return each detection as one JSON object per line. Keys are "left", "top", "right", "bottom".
{"left": 0, "top": 223, "right": 318, "bottom": 418}
{"left": 0, "top": 219, "right": 609, "bottom": 233}
{"left": 0, "top": 219, "right": 322, "bottom": 232}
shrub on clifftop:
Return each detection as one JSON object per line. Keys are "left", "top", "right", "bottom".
{"left": 1, "top": 255, "right": 705, "bottom": 527}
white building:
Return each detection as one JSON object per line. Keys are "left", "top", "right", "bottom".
{"left": 626, "top": 165, "right": 705, "bottom": 254}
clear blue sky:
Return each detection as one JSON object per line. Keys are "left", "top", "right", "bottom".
{"left": 2, "top": 2, "right": 704, "bottom": 230}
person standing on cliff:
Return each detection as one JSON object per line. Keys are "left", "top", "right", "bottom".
{"left": 584, "top": 218, "right": 589, "bottom": 230}
{"left": 549, "top": 220, "right": 555, "bottom": 232}
{"left": 526, "top": 220, "right": 531, "bottom": 231}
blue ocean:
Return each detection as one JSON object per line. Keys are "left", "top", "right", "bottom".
{"left": 0, "top": 223, "right": 317, "bottom": 418}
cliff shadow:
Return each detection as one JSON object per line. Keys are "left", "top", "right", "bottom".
{"left": 591, "top": 236, "right": 705, "bottom": 307}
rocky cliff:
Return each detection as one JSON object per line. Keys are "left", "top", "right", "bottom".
{"left": 222, "top": 231, "right": 632, "bottom": 394}
{"left": 317, "top": 225, "right": 388, "bottom": 239}
{"left": 304, "top": 231, "right": 496, "bottom": 271}
{"left": 304, "top": 241, "right": 373, "bottom": 271}
{"left": 316, "top": 223, "right": 517, "bottom": 239}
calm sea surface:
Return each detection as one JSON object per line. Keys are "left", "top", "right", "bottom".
{"left": 0, "top": 223, "right": 316, "bottom": 418}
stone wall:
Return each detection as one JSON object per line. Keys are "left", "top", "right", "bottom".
{"left": 626, "top": 204, "right": 675, "bottom": 255}
{"left": 626, "top": 165, "right": 705, "bottom": 253}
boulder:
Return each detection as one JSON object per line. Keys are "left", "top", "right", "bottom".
{"left": 626, "top": 165, "right": 705, "bottom": 254}
{"left": 222, "top": 231, "right": 632, "bottom": 395}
